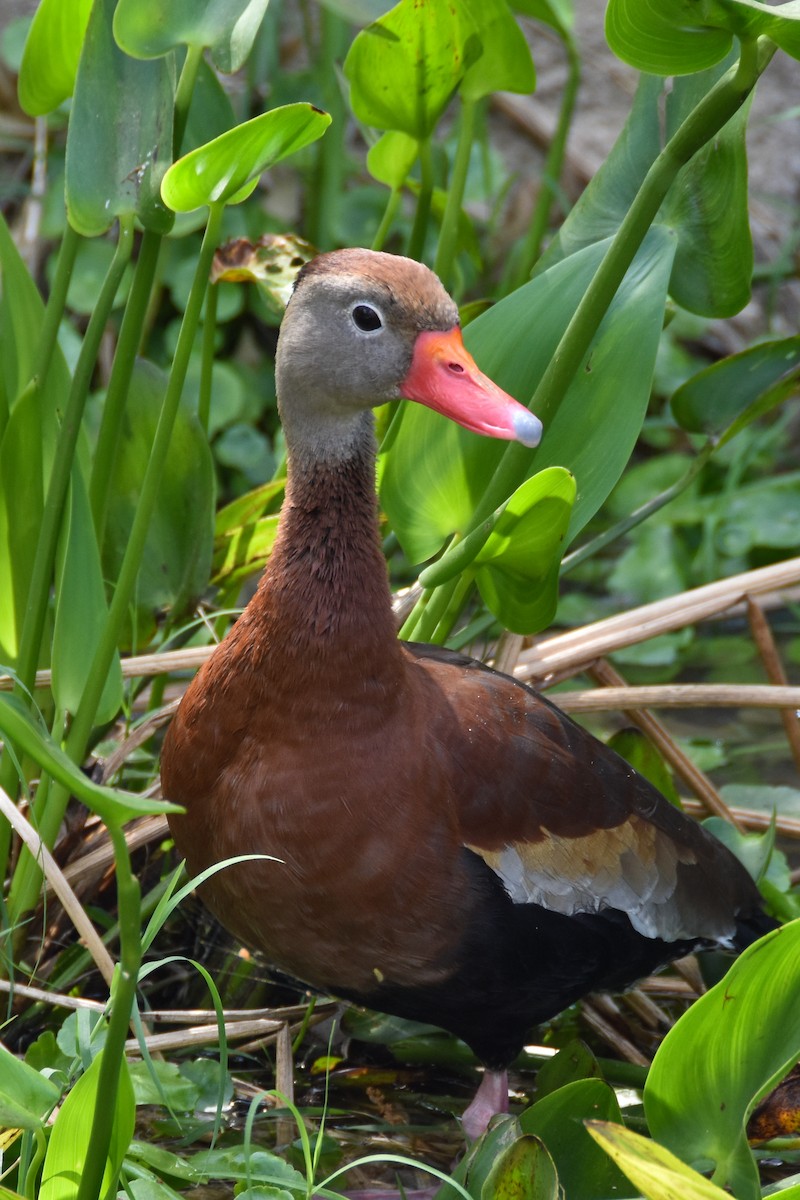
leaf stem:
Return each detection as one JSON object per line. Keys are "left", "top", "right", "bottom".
{"left": 371, "top": 187, "right": 402, "bottom": 252}
{"left": 434, "top": 97, "right": 476, "bottom": 284}
{"left": 198, "top": 281, "right": 217, "bottom": 434}
{"left": 173, "top": 42, "right": 204, "bottom": 155}
{"left": 407, "top": 136, "right": 433, "bottom": 261}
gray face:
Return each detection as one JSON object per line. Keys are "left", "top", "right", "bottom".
{"left": 275, "top": 250, "right": 460, "bottom": 441}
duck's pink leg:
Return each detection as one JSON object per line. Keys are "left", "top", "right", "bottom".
{"left": 461, "top": 1068, "right": 509, "bottom": 1139}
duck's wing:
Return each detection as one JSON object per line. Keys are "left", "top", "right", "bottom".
{"left": 406, "top": 642, "right": 766, "bottom": 948}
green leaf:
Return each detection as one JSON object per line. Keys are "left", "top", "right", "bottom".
{"left": 40, "top": 1049, "right": 135, "bottom": 1200}
{"left": 114, "top": 0, "right": 271, "bottom": 73}
{"left": 473, "top": 467, "right": 575, "bottom": 634}
{"left": 188, "top": 1146, "right": 307, "bottom": 1189}
{"left": 367, "top": 131, "right": 419, "bottom": 190}
{"left": 460, "top": 0, "right": 536, "bottom": 101}
{"left": 702, "top": 0, "right": 800, "bottom": 61}
{"left": 382, "top": 230, "right": 675, "bottom": 563}
{"left": 17, "top": 0, "right": 93, "bottom": 116}
{"left": 608, "top": 728, "right": 681, "bottom": 806}
{"left": 102, "top": 360, "right": 215, "bottom": 633}
{"left": 671, "top": 337, "right": 800, "bottom": 440}
{"left": 533, "top": 1041, "right": 601, "bottom": 1100}
{"left": 644, "top": 920, "right": 800, "bottom": 1200}
{"left": 0, "top": 693, "right": 181, "bottom": 825}
{"left": 605, "top": 0, "right": 733, "bottom": 75}
{"left": 52, "top": 467, "right": 123, "bottom": 725}
{"left": 128, "top": 1060, "right": 201, "bottom": 1110}
{"left": 481, "top": 1135, "right": 560, "bottom": 1200}
{"left": 0, "top": 1044, "right": 61, "bottom": 1131}
{"left": 65, "top": 0, "right": 174, "bottom": 236}
{"left": 161, "top": 103, "right": 331, "bottom": 211}
{"left": 586, "top": 1120, "right": 733, "bottom": 1200}
{"left": 513, "top": 0, "right": 574, "bottom": 39}
{"left": 520, "top": 1078, "right": 636, "bottom": 1200}
{"left": 343, "top": 0, "right": 481, "bottom": 139}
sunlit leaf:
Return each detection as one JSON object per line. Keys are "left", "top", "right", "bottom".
{"left": 65, "top": 0, "right": 174, "bottom": 236}
{"left": 608, "top": 728, "right": 681, "bottom": 806}
{"left": 533, "top": 1041, "right": 601, "bottom": 1099}
{"left": 343, "top": 0, "right": 481, "bottom": 138}
{"left": 586, "top": 1120, "right": 732, "bottom": 1200}
{"left": 671, "top": 337, "right": 800, "bottom": 440}
{"left": 114, "top": 0, "right": 271, "bottom": 73}
{"left": 17, "top": 0, "right": 93, "bottom": 116}
{"left": 367, "top": 131, "right": 419, "bottom": 190}
{"left": 161, "top": 104, "right": 331, "bottom": 211}
{"left": 513, "top": 0, "right": 574, "bottom": 38}
{"left": 460, "top": 0, "right": 536, "bottom": 101}
{"left": 473, "top": 467, "right": 575, "bottom": 634}
{"left": 0, "top": 1045, "right": 60, "bottom": 1132}
{"left": 644, "top": 920, "right": 800, "bottom": 1200}
{"left": 40, "top": 1050, "right": 135, "bottom": 1200}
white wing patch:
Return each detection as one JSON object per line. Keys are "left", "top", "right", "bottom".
{"left": 469, "top": 817, "right": 702, "bottom": 941}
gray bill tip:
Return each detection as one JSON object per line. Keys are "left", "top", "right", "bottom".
{"left": 513, "top": 409, "right": 543, "bottom": 449}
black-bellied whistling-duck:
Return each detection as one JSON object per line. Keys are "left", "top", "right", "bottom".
{"left": 162, "top": 248, "right": 772, "bottom": 1138}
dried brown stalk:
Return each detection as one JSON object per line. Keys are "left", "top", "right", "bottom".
{"left": 746, "top": 596, "right": 800, "bottom": 775}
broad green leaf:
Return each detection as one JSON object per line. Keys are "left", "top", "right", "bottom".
{"left": 542, "top": 64, "right": 752, "bottom": 318}
{"left": 533, "top": 1041, "right": 601, "bottom": 1099}
{"left": 0, "top": 693, "right": 181, "bottom": 825}
{"left": 702, "top": 817, "right": 789, "bottom": 889}
{"left": 161, "top": 104, "right": 331, "bottom": 211}
{"left": 52, "top": 468, "right": 123, "bottom": 725}
{"left": 65, "top": 0, "right": 174, "bottom": 236}
{"left": 645, "top": 920, "right": 800, "bottom": 1200}
{"left": 382, "top": 230, "right": 675, "bottom": 563}
{"left": 671, "top": 337, "right": 800, "bottom": 439}
{"left": 460, "top": 0, "right": 536, "bottom": 101}
{"left": 17, "top": 0, "right": 93, "bottom": 116}
{"left": 605, "top": 0, "right": 733, "bottom": 74}
{"left": 102, "top": 361, "right": 214, "bottom": 634}
{"left": 473, "top": 467, "right": 575, "bottom": 634}
{"left": 128, "top": 1060, "right": 201, "bottom": 1110}
{"left": 703, "top": 0, "right": 800, "bottom": 61}
{"left": 367, "top": 131, "right": 420, "bottom": 190}
{"left": 520, "top": 1078, "right": 636, "bottom": 1200}
{"left": 513, "top": 0, "right": 574, "bottom": 39}
{"left": 188, "top": 1146, "right": 306, "bottom": 1189}
{"left": 0, "top": 1044, "right": 60, "bottom": 1131}
{"left": 114, "top": 0, "right": 271, "bottom": 73}
{"left": 40, "top": 1049, "right": 135, "bottom": 1200}
{"left": 481, "top": 1135, "right": 559, "bottom": 1200}
{"left": 343, "top": 0, "right": 481, "bottom": 139}
{"left": 586, "top": 1120, "right": 732, "bottom": 1200}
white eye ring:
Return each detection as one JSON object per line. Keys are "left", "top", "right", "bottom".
{"left": 351, "top": 302, "right": 384, "bottom": 333}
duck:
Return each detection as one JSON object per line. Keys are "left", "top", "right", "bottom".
{"left": 161, "top": 247, "right": 773, "bottom": 1138}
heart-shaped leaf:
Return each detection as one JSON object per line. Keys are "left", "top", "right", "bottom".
{"left": 161, "top": 103, "right": 331, "bottom": 211}
{"left": 460, "top": 0, "right": 536, "bottom": 101}
{"left": 605, "top": 0, "right": 733, "bottom": 74}
{"left": 65, "top": 0, "right": 174, "bottom": 236}
{"left": 0, "top": 1044, "right": 60, "bottom": 1131}
{"left": 344, "top": 0, "right": 481, "bottom": 139}
{"left": 114, "top": 0, "right": 271, "bottom": 72}
{"left": 367, "top": 131, "right": 419, "bottom": 189}
{"left": 644, "top": 919, "right": 800, "bottom": 1200}
{"left": 17, "top": 0, "right": 93, "bottom": 115}
{"left": 480, "top": 1135, "right": 560, "bottom": 1200}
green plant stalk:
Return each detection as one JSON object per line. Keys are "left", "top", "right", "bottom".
{"left": 430, "top": 570, "right": 474, "bottom": 644}
{"left": 371, "top": 186, "right": 402, "bottom": 252}
{"left": 76, "top": 822, "right": 141, "bottom": 1200}
{"left": 433, "top": 97, "right": 476, "bottom": 283}
{"left": 0, "top": 217, "right": 135, "bottom": 871}
{"left": 307, "top": 6, "right": 349, "bottom": 251}
{"left": 89, "top": 228, "right": 162, "bottom": 544}
{"left": 31, "top": 223, "right": 81, "bottom": 399}
{"left": 410, "top": 36, "right": 772, "bottom": 635}
{"left": 198, "top": 281, "right": 217, "bottom": 434}
{"left": 173, "top": 42, "right": 204, "bottom": 155}
{"left": 8, "top": 205, "right": 223, "bottom": 923}
{"left": 404, "top": 574, "right": 460, "bottom": 643}
{"left": 23, "top": 1127, "right": 47, "bottom": 1200}
{"left": 507, "top": 39, "right": 580, "bottom": 289}
{"left": 407, "top": 136, "right": 434, "bottom": 262}
{"left": 560, "top": 438, "right": 715, "bottom": 575}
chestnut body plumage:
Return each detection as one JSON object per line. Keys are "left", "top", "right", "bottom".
{"left": 162, "top": 249, "right": 771, "bottom": 1134}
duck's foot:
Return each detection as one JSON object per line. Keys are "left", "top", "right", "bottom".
{"left": 461, "top": 1068, "right": 509, "bottom": 1140}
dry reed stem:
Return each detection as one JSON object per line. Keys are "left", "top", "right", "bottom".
{"left": 124, "top": 1017, "right": 287, "bottom": 1055}
{"left": 580, "top": 997, "right": 650, "bottom": 1065}
{"left": 746, "top": 597, "right": 800, "bottom": 774}
{"left": 0, "top": 787, "right": 116, "bottom": 986}
{"left": 553, "top": 683, "right": 800, "bottom": 711}
{"left": 587, "top": 660, "right": 742, "bottom": 830}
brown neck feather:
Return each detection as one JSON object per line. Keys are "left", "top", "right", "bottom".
{"left": 223, "top": 434, "right": 403, "bottom": 699}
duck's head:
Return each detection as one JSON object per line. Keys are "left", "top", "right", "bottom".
{"left": 276, "top": 248, "right": 542, "bottom": 462}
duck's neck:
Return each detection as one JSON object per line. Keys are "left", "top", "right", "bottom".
{"left": 239, "top": 418, "right": 401, "bottom": 682}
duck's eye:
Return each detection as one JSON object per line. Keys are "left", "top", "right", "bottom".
{"left": 352, "top": 304, "right": 383, "bottom": 332}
